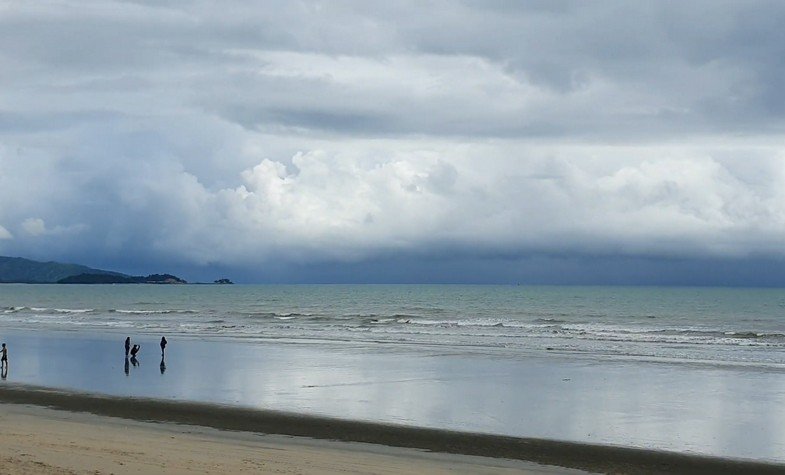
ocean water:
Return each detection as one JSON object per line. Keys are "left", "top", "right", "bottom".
{"left": 1, "top": 284, "right": 784, "bottom": 368}
{"left": 2, "top": 284, "right": 785, "bottom": 461}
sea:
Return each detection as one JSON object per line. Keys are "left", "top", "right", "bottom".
{"left": 1, "top": 284, "right": 783, "bottom": 368}
{"left": 2, "top": 284, "right": 785, "bottom": 462}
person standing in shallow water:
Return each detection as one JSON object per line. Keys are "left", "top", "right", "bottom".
{"left": 160, "top": 336, "right": 167, "bottom": 357}
{"left": 0, "top": 343, "right": 7, "bottom": 369}
{"left": 125, "top": 337, "right": 131, "bottom": 357}
{"left": 130, "top": 344, "right": 140, "bottom": 367}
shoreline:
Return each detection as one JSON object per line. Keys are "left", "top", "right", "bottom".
{"left": 1, "top": 403, "right": 565, "bottom": 475}
{"left": 1, "top": 329, "right": 784, "bottom": 462}
{"left": 1, "top": 384, "right": 783, "bottom": 474}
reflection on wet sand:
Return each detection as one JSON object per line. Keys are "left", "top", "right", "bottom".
{"left": 1, "top": 330, "right": 784, "bottom": 463}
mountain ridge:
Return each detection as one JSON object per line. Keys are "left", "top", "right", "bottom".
{"left": 0, "top": 256, "right": 187, "bottom": 284}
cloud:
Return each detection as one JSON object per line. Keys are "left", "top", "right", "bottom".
{"left": 21, "top": 218, "right": 86, "bottom": 237}
{"left": 224, "top": 145, "right": 784, "bottom": 261}
{"left": 10, "top": 140, "right": 772, "bottom": 268}
{"left": 0, "top": 1, "right": 784, "bottom": 281}
{"left": 0, "top": 225, "right": 12, "bottom": 240}
{"left": 3, "top": 1, "right": 784, "bottom": 140}
{"left": 21, "top": 218, "right": 46, "bottom": 236}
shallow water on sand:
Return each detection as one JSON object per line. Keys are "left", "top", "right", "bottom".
{"left": 1, "top": 330, "right": 784, "bottom": 463}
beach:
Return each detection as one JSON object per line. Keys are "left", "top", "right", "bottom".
{"left": 1, "top": 285, "right": 784, "bottom": 472}
{"left": 0, "top": 402, "right": 572, "bottom": 475}
{"left": 2, "top": 329, "right": 785, "bottom": 461}
{"left": 2, "top": 390, "right": 783, "bottom": 474}
{"left": 0, "top": 330, "right": 784, "bottom": 473}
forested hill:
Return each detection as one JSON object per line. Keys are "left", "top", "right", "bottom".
{"left": 0, "top": 256, "right": 123, "bottom": 283}
{"left": 0, "top": 256, "right": 187, "bottom": 284}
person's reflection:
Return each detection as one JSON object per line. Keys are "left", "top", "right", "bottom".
{"left": 1, "top": 364, "right": 7, "bottom": 380}
{"left": 160, "top": 356, "right": 166, "bottom": 375}
{"left": 124, "top": 357, "right": 130, "bottom": 376}
{"left": 130, "top": 355, "right": 139, "bottom": 367}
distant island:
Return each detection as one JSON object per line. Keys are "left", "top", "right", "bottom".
{"left": 0, "top": 256, "right": 232, "bottom": 284}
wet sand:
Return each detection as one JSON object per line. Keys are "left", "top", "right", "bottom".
{"left": 3, "top": 330, "right": 785, "bottom": 462}
{"left": 1, "top": 385, "right": 783, "bottom": 474}
{"left": 0, "top": 402, "right": 577, "bottom": 475}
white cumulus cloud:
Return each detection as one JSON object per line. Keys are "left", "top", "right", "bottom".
{"left": 77, "top": 142, "right": 784, "bottom": 266}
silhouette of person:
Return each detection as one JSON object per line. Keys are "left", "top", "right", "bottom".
{"left": 124, "top": 357, "right": 130, "bottom": 375}
{"left": 159, "top": 357, "right": 166, "bottom": 375}
{"left": 0, "top": 343, "right": 7, "bottom": 369}
{"left": 130, "top": 344, "right": 140, "bottom": 367}
{"left": 125, "top": 337, "right": 131, "bottom": 357}
{"left": 160, "top": 337, "right": 167, "bottom": 357}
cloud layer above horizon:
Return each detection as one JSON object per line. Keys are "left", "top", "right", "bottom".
{"left": 2, "top": 1, "right": 785, "bottom": 282}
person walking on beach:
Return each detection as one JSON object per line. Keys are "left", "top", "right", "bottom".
{"left": 1, "top": 343, "right": 7, "bottom": 369}
{"left": 125, "top": 336, "right": 131, "bottom": 357}
{"left": 160, "top": 336, "right": 167, "bottom": 357}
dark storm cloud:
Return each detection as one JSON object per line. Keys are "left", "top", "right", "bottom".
{"left": 192, "top": 1, "right": 785, "bottom": 139}
{"left": 3, "top": 1, "right": 784, "bottom": 138}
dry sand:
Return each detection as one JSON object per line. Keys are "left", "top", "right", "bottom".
{"left": 0, "top": 403, "right": 580, "bottom": 475}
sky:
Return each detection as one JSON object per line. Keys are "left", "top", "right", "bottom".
{"left": 1, "top": 1, "right": 785, "bottom": 284}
